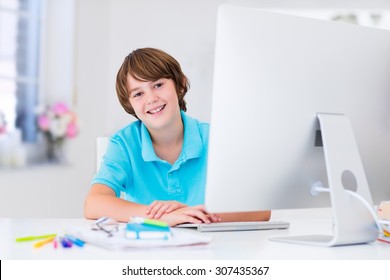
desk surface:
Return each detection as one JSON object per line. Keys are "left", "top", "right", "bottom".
{"left": 1, "top": 208, "right": 389, "bottom": 260}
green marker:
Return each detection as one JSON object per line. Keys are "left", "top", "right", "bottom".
{"left": 15, "top": 234, "right": 57, "bottom": 242}
{"left": 130, "top": 217, "right": 169, "bottom": 228}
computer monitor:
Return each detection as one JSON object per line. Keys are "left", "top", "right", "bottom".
{"left": 205, "top": 5, "right": 390, "bottom": 246}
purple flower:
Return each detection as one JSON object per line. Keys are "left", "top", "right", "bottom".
{"left": 37, "top": 102, "right": 79, "bottom": 140}
{"left": 52, "top": 102, "right": 69, "bottom": 116}
{"left": 38, "top": 115, "right": 50, "bottom": 131}
{"left": 66, "top": 122, "right": 78, "bottom": 138}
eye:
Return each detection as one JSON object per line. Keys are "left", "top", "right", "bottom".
{"left": 154, "top": 82, "right": 163, "bottom": 89}
{"left": 132, "top": 92, "right": 143, "bottom": 98}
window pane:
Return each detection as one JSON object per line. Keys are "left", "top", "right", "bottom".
{"left": 15, "top": 10, "right": 40, "bottom": 79}
{"left": 0, "top": 0, "right": 20, "bottom": 10}
{"left": 0, "top": 10, "right": 18, "bottom": 78}
{"left": 0, "top": 0, "right": 41, "bottom": 142}
{"left": 0, "top": 0, "right": 41, "bottom": 12}
{"left": 0, "top": 79, "right": 17, "bottom": 131}
{"left": 0, "top": 7, "right": 18, "bottom": 132}
{"left": 15, "top": 80, "right": 38, "bottom": 140}
{"left": 19, "top": 0, "right": 41, "bottom": 13}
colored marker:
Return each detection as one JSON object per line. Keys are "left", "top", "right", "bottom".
{"left": 60, "top": 236, "right": 73, "bottom": 248}
{"left": 377, "top": 237, "right": 390, "bottom": 244}
{"left": 16, "top": 234, "right": 57, "bottom": 242}
{"left": 130, "top": 217, "right": 169, "bottom": 228}
{"left": 33, "top": 236, "right": 55, "bottom": 248}
{"left": 53, "top": 237, "right": 58, "bottom": 249}
{"left": 65, "top": 235, "right": 85, "bottom": 247}
{"left": 383, "top": 229, "right": 390, "bottom": 237}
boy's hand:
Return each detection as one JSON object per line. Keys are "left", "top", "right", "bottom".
{"left": 159, "top": 205, "right": 221, "bottom": 227}
{"left": 146, "top": 200, "right": 186, "bottom": 219}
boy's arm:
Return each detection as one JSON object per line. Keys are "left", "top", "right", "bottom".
{"left": 84, "top": 183, "right": 149, "bottom": 223}
{"left": 84, "top": 184, "right": 217, "bottom": 226}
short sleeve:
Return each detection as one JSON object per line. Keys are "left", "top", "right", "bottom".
{"left": 91, "top": 135, "right": 133, "bottom": 197}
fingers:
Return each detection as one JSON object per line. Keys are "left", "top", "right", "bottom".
{"left": 165, "top": 202, "right": 184, "bottom": 213}
{"left": 208, "top": 213, "right": 222, "bottom": 223}
{"left": 177, "top": 207, "right": 212, "bottom": 224}
{"left": 145, "top": 200, "right": 157, "bottom": 215}
{"left": 188, "top": 209, "right": 210, "bottom": 224}
{"left": 159, "top": 206, "right": 224, "bottom": 227}
{"left": 161, "top": 212, "right": 204, "bottom": 227}
{"left": 145, "top": 203, "right": 221, "bottom": 226}
{"left": 191, "top": 205, "right": 221, "bottom": 222}
{"left": 161, "top": 215, "right": 203, "bottom": 227}
{"left": 145, "top": 201, "right": 166, "bottom": 219}
{"left": 152, "top": 203, "right": 171, "bottom": 219}
{"left": 145, "top": 201, "right": 186, "bottom": 219}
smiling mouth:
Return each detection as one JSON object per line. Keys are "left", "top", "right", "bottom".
{"left": 147, "top": 105, "right": 166, "bottom": 114}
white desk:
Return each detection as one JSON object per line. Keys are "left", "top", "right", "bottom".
{"left": 1, "top": 208, "right": 389, "bottom": 260}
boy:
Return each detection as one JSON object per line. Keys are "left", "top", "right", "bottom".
{"left": 84, "top": 48, "right": 270, "bottom": 226}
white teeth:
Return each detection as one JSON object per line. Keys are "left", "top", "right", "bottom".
{"left": 148, "top": 105, "right": 164, "bottom": 114}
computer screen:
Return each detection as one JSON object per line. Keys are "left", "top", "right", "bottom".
{"left": 205, "top": 5, "right": 390, "bottom": 214}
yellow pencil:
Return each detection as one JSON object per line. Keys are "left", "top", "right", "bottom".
{"left": 33, "top": 236, "right": 56, "bottom": 248}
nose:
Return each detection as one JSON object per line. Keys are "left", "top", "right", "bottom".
{"left": 146, "top": 91, "right": 159, "bottom": 105}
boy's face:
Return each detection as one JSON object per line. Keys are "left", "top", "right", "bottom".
{"left": 127, "top": 74, "right": 181, "bottom": 132}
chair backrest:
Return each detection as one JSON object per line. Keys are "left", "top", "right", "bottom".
{"left": 96, "top": 137, "right": 109, "bottom": 172}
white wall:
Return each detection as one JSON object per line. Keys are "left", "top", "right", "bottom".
{"left": 2, "top": 0, "right": 390, "bottom": 218}
{"left": 105, "top": 0, "right": 223, "bottom": 133}
{"left": 41, "top": 0, "right": 75, "bottom": 105}
{"left": 0, "top": 0, "right": 224, "bottom": 218}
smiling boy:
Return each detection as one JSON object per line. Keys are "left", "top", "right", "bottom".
{"left": 84, "top": 48, "right": 220, "bottom": 226}
{"left": 84, "top": 48, "right": 270, "bottom": 226}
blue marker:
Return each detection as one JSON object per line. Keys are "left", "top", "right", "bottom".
{"left": 60, "top": 236, "right": 73, "bottom": 248}
{"left": 65, "top": 234, "right": 85, "bottom": 247}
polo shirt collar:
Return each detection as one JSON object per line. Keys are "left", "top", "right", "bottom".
{"left": 140, "top": 111, "right": 203, "bottom": 162}
{"left": 141, "top": 123, "right": 158, "bottom": 162}
{"left": 181, "top": 110, "right": 203, "bottom": 160}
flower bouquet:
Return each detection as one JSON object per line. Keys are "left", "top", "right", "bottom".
{"left": 37, "top": 102, "right": 79, "bottom": 162}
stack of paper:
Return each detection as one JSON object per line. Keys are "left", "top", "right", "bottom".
{"left": 64, "top": 224, "right": 211, "bottom": 250}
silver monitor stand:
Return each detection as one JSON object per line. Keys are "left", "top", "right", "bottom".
{"left": 270, "top": 113, "right": 379, "bottom": 246}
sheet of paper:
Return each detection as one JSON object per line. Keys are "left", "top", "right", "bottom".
{"left": 64, "top": 224, "right": 212, "bottom": 250}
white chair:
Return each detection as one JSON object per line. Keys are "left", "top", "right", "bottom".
{"left": 96, "top": 137, "right": 109, "bottom": 172}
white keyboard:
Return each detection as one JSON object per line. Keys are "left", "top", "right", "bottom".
{"left": 175, "top": 220, "right": 290, "bottom": 232}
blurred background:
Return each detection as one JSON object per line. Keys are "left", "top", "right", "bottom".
{"left": 1, "top": 0, "right": 390, "bottom": 218}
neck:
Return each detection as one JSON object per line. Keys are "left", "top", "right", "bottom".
{"left": 149, "top": 116, "right": 184, "bottom": 164}
{"left": 149, "top": 117, "right": 184, "bottom": 146}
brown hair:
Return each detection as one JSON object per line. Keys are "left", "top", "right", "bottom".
{"left": 116, "top": 48, "right": 189, "bottom": 118}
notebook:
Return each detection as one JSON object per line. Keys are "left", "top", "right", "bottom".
{"left": 125, "top": 223, "right": 172, "bottom": 240}
{"left": 175, "top": 220, "right": 290, "bottom": 232}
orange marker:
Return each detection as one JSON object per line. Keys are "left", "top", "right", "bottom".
{"left": 33, "top": 236, "right": 55, "bottom": 248}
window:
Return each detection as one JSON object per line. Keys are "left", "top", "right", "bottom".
{"left": 266, "top": 9, "right": 390, "bottom": 30}
{"left": 0, "top": 0, "right": 42, "bottom": 142}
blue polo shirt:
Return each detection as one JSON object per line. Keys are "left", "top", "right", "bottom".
{"left": 91, "top": 111, "right": 209, "bottom": 206}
